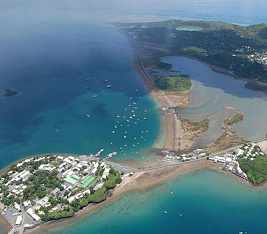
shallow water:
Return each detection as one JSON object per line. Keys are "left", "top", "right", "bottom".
{"left": 161, "top": 56, "right": 267, "bottom": 145}
{"left": 40, "top": 169, "right": 267, "bottom": 234}
{"left": 0, "top": 1, "right": 267, "bottom": 233}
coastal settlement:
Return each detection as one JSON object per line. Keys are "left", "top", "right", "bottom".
{"left": 0, "top": 153, "right": 124, "bottom": 233}
{"left": 1, "top": 139, "right": 267, "bottom": 233}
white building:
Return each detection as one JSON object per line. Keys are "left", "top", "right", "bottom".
{"left": 26, "top": 208, "right": 41, "bottom": 222}
{"left": 15, "top": 215, "right": 23, "bottom": 225}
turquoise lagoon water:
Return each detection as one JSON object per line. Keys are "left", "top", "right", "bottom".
{"left": 40, "top": 170, "right": 267, "bottom": 234}
{"left": 161, "top": 56, "right": 267, "bottom": 146}
{"left": 1, "top": 1, "right": 267, "bottom": 234}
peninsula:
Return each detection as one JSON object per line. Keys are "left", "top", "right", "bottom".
{"left": 114, "top": 19, "right": 267, "bottom": 153}
{"left": 1, "top": 139, "right": 267, "bottom": 233}
{"left": 118, "top": 20, "right": 267, "bottom": 91}
{"left": 0, "top": 153, "right": 123, "bottom": 233}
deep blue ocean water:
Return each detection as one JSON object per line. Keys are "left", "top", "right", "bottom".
{"left": 0, "top": 21, "right": 161, "bottom": 168}
{"left": 1, "top": 1, "right": 267, "bottom": 233}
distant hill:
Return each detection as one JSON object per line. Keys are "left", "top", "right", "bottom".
{"left": 119, "top": 20, "right": 267, "bottom": 88}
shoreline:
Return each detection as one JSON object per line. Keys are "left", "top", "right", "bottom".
{"left": 123, "top": 30, "right": 201, "bottom": 152}
{"left": 1, "top": 27, "right": 266, "bottom": 234}
{"left": 24, "top": 158, "right": 267, "bottom": 234}
{"left": 25, "top": 160, "right": 221, "bottom": 234}
{"left": 167, "top": 54, "right": 267, "bottom": 95}
{"left": 1, "top": 153, "right": 267, "bottom": 234}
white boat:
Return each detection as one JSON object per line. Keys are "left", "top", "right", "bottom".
{"left": 106, "top": 85, "right": 112, "bottom": 88}
{"left": 164, "top": 211, "right": 168, "bottom": 214}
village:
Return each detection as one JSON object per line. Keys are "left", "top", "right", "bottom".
{"left": 0, "top": 151, "right": 124, "bottom": 233}
{"left": 163, "top": 142, "right": 267, "bottom": 183}
{"left": 210, "top": 143, "right": 266, "bottom": 180}
{"left": 163, "top": 148, "right": 208, "bottom": 162}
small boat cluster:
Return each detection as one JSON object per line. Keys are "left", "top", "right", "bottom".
{"left": 83, "top": 75, "right": 151, "bottom": 157}
{"left": 110, "top": 97, "right": 150, "bottom": 156}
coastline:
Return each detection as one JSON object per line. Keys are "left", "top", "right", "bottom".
{"left": 25, "top": 160, "right": 222, "bottom": 234}
{"left": 0, "top": 215, "right": 11, "bottom": 234}
{"left": 167, "top": 54, "right": 267, "bottom": 95}
{"left": 25, "top": 157, "right": 267, "bottom": 234}
{"left": 123, "top": 30, "right": 200, "bottom": 152}
{"left": 1, "top": 27, "right": 266, "bottom": 234}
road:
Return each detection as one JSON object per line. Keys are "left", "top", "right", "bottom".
{"left": 106, "top": 138, "right": 267, "bottom": 174}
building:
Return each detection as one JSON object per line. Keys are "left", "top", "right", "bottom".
{"left": 15, "top": 215, "right": 23, "bottom": 225}
{"left": 26, "top": 208, "right": 41, "bottom": 222}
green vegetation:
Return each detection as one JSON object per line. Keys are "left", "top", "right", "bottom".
{"left": 23, "top": 170, "right": 63, "bottom": 202}
{"left": 180, "top": 118, "right": 209, "bottom": 132}
{"left": 79, "top": 187, "right": 108, "bottom": 210}
{"left": 0, "top": 155, "right": 122, "bottom": 224}
{"left": 42, "top": 208, "right": 74, "bottom": 221}
{"left": 225, "top": 112, "right": 244, "bottom": 125}
{"left": 142, "top": 49, "right": 173, "bottom": 71}
{"left": 239, "top": 156, "right": 267, "bottom": 184}
{"left": 104, "top": 168, "right": 122, "bottom": 189}
{"left": 121, "top": 20, "right": 267, "bottom": 87}
{"left": 259, "top": 27, "right": 267, "bottom": 40}
{"left": 155, "top": 75, "right": 191, "bottom": 92}
{"left": 245, "top": 81, "right": 267, "bottom": 91}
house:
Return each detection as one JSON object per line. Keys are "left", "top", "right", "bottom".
{"left": 23, "top": 201, "right": 31, "bottom": 208}
{"left": 51, "top": 188, "right": 61, "bottom": 196}
{"left": 26, "top": 208, "right": 41, "bottom": 222}
{"left": 38, "top": 164, "right": 55, "bottom": 171}
{"left": 19, "top": 171, "right": 31, "bottom": 181}
{"left": 14, "top": 202, "right": 21, "bottom": 211}
{"left": 36, "top": 196, "right": 49, "bottom": 207}
{"left": 101, "top": 167, "right": 110, "bottom": 180}
{"left": 94, "top": 182, "right": 104, "bottom": 191}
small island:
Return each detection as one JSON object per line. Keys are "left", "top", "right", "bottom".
{"left": 3, "top": 89, "right": 18, "bottom": 97}
{"left": 155, "top": 75, "right": 192, "bottom": 92}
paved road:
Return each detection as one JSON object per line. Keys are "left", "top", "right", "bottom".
{"left": 107, "top": 139, "right": 267, "bottom": 173}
